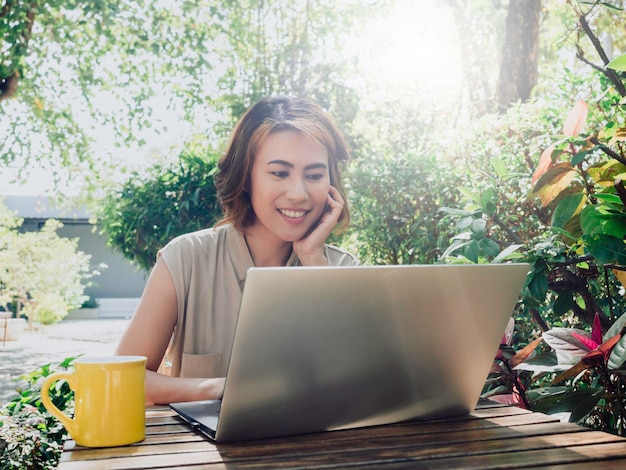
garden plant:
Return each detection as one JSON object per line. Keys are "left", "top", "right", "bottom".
{"left": 0, "top": 358, "right": 76, "bottom": 469}
{"left": 445, "top": 47, "right": 626, "bottom": 435}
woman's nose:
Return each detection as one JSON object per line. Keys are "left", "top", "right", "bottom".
{"left": 285, "top": 178, "right": 309, "bottom": 201}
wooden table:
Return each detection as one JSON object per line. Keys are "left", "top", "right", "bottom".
{"left": 57, "top": 400, "right": 626, "bottom": 469}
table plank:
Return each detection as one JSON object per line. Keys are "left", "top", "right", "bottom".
{"left": 57, "top": 404, "right": 626, "bottom": 470}
{"left": 59, "top": 405, "right": 562, "bottom": 461}
{"left": 59, "top": 420, "right": 588, "bottom": 465}
{"left": 530, "top": 460, "right": 626, "bottom": 470}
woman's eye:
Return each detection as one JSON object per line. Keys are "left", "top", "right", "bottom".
{"left": 307, "top": 173, "right": 325, "bottom": 181}
{"left": 271, "top": 171, "right": 289, "bottom": 178}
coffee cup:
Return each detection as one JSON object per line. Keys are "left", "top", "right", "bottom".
{"left": 41, "top": 355, "right": 147, "bottom": 447}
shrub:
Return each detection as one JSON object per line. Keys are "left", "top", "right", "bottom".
{"left": 27, "top": 293, "right": 70, "bottom": 325}
{"left": 98, "top": 150, "right": 223, "bottom": 271}
{"left": 1, "top": 358, "right": 75, "bottom": 469}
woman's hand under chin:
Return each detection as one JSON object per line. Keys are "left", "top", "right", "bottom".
{"left": 292, "top": 186, "right": 344, "bottom": 266}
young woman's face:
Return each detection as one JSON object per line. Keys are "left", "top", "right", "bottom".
{"left": 248, "top": 130, "right": 330, "bottom": 243}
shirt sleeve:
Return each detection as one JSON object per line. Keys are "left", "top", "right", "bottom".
{"left": 324, "top": 245, "right": 360, "bottom": 266}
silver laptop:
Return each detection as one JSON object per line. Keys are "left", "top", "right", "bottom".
{"left": 170, "top": 263, "right": 529, "bottom": 442}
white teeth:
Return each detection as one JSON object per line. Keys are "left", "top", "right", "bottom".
{"left": 279, "top": 209, "right": 306, "bottom": 218}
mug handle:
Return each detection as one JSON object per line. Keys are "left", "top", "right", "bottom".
{"left": 41, "top": 372, "right": 78, "bottom": 438}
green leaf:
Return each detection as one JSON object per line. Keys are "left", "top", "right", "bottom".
{"left": 439, "top": 207, "right": 472, "bottom": 217}
{"left": 582, "top": 233, "right": 626, "bottom": 264}
{"left": 571, "top": 149, "right": 591, "bottom": 166}
{"left": 491, "top": 158, "right": 507, "bottom": 178}
{"left": 479, "top": 238, "right": 500, "bottom": 257}
{"left": 580, "top": 204, "right": 617, "bottom": 235}
{"left": 492, "top": 244, "right": 524, "bottom": 263}
{"left": 607, "top": 53, "right": 626, "bottom": 71}
{"left": 458, "top": 186, "right": 480, "bottom": 202}
{"left": 604, "top": 311, "right": 626, "bottom": 341}
{"left": 440, "top": 238, "right": 470, "bottom": 260}
{"left": 549, "top": 226, "right": 577, "bottom": 241}
{"left": 607, "top": 335, "right": 626, "bottom": 370}
{"left": 527, "top": 386, "right": 568, "bottom": 408}
{"left": 464, "top": 239, "right": 480, "bottom": 263}
{"left": 594, "top": 193, "right": 622, "bottom": 204}
{"left": 568, "top": 389, "right": 604, "bottom": 423}
{"left": 527, "top": 269, "right": 549, "bottom": 302}
{"left": 515, "top": 351, "right": 561, "bottom": 373}
{"left": 481, "top": 385, "right": 509, "bottom": 398}
{"left": 529, "top": 387, "right": 602, "bottom": 422}
{"left": 600, "top": 218, "right": 626, "bottom": 238}
{"left": 456, "top": 216, "right": 473, "bottom": 230}
{"left": 479, "top": 188, "right": 496, "bottom": 216}
{"left": 553, "top": 291, "right": 574, "bottom": 316}
{"left": 551, "top": 193, "right": 584, "bottom": 229}
{"left": 470, "top": 218, "right": 487, "bottom": 236}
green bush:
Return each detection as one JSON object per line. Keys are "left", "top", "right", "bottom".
{"left": 347, "top": 151, "right": 459, "bottom": 265}
{"left": 25, "top": 293, "right": 69, "bottom": 325}
{"left": 442, "top": 47, "right": 626, "bottom": 434}
{"left": 0, "top": 202, "right": 94, "bottom": 324}
{"left": 99, "top": 150, "right": 223, "bottom": 271}
{"left": 1, "top": 358, "right": 76, "bottom": 469}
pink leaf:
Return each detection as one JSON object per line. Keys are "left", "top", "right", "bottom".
{"left": 563, "top": 100, "right": 588, "bottom": 137}
{"left": 502, "top": 317, "right": 514, "bottom": 346}
{"left": 591, "top": 313, "right": 603, "bottom": 346}
{"left": 489, "top": 394, "right": 519, "bottom": 406}
{"left": 543, "top": 327, "right": 592, "bottom": 352}
{"left": 571, "top": 332, "right": 599, "bottom": 351}
{"left": 532, "top": 143, "right": 558, "bottom": 184}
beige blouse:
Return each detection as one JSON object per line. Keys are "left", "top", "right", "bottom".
{"left": 158, "top": 223, "right": 359, "bottom": 378}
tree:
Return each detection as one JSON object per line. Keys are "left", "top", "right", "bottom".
{"left": 494, "top": 0, "right": 542, "bottom": 112}
{"left": 0, "top": 201, "right": 94, "bottom": 325}
{"left": 98, "top": 151, "right": 223, "bottom": 271}
{"left": 446, "top": 0, "right": 508, "bottom": 116}
{"left": 346, "top": 95, "right": 461, "bottom": 265}
{"left": 0, "top": 0, "right": 36, "bottom": 101}
{"left": 1, "top": 0, "right": 376, "bottom": 196}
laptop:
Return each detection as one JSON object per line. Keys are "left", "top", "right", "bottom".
{"left": 170, "top": 263, "right": 529, "bottom": 442}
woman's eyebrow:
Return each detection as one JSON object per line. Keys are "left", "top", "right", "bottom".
{"left": 267, "top": 159, "right": 328, "bottom": 171}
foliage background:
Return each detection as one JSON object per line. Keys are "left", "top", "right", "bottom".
{"left": 3, "top": 0, "right": 626, "bottom": 309}
{"left": 4, "top": 0, "right": 626, "bottom": 449}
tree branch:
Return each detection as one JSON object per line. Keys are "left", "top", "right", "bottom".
{"left": 590, "top": 137, "right": 626, "bottom": 165}
{"left": 603, "top": 268, "right": 615, "bottom": 322}
{"left": 492, "top": 213, "right": 524, "bottom": 244}
{"left": 615, "top": 178, "right": 626, "bottom": 209}
{"left": 528, "top": 307, "right": 550, "bottom": 332}
{"left": 561, "top": 269, "right": 610, "bottom": 329}
{"left": 578, "top": 14, "right": 626, "bottom": 97}
{"left": 550, "top": 255, "right": 595, "bottom": 267}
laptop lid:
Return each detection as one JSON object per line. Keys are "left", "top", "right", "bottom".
{"left": 172, "top": 263, "right": 529, "bottom": 442}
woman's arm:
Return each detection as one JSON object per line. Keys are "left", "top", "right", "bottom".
{"left": 115, "top": 257, "right": 224, "bottom": 404}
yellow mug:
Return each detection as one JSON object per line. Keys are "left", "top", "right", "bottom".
{"left": 41, "top": 356, "right": 147, "bottom": 447}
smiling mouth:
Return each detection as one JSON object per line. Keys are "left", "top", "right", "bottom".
{"left": 278, "top": 209, "right": 308, "bottom": 218}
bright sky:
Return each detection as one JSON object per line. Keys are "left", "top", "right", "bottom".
{"left": 354, "top": 1, "right": 460, "bottom": 102}
{"left": 1, "top": 0, "right": 461, "bottom": 197}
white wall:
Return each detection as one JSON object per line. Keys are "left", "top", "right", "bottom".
{"left": 57, "top": 223, "right": 148, "bottom": 299}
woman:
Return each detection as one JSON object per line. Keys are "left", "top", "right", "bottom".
{"left": 116, "top": 96, "right": 359, "bottom": 405}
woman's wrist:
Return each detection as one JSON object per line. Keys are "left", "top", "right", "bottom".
{"left": 145, "top": 371, "right": 225, "bottom": 404}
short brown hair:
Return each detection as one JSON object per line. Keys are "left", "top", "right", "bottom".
{"left": 214, "top": 96, "right": 350, "bottom": 232}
